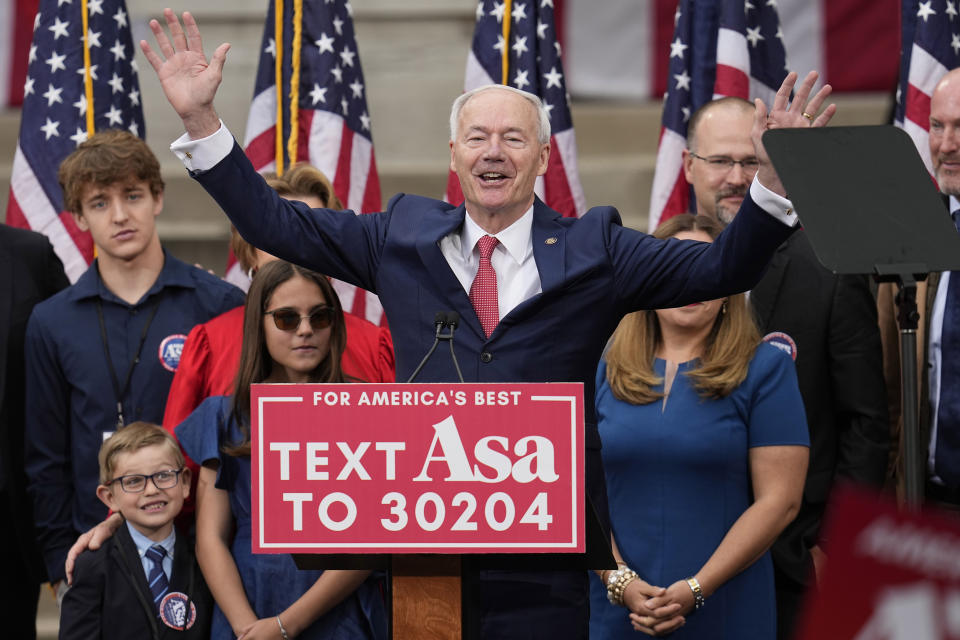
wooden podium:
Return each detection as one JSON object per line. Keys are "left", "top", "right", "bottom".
{"left": 392, "top": 555, "right": 462, "bottom": 639}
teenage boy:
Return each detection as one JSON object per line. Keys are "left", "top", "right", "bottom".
{"left": 24, "top": 130, "right": 244, "bottom": 596}
{"left": 59, "top": 422, "right": 211, "bottom": 638}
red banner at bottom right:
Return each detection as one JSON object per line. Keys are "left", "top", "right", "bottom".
{"left": 798, "top": 485, "right": 960, "bottom": 640}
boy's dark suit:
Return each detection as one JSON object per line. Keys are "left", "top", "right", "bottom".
{"left": 59, "top": 524, "right": 211, "bottom": 640}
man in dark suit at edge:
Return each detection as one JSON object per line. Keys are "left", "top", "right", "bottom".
{"left": 133, "top": 9, "right": 836, "bottom": 638}
{"left": 683, "top": 96, "right": 889, "bottom": 640}
{"left": 879, "top": 67, "right": 960, "bottom": 513}
{"left": 0, "top": 224, "right": 69, "bottom": 638}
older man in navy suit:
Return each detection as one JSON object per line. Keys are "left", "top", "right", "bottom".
{"left": 128, "top": 9, "right": 835, "bottom": 638}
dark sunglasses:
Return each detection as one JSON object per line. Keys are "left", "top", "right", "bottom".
{"left": 265, "top": 306, "right": 336, "bottom": 331}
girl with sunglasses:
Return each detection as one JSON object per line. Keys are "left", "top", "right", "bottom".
{"left": 175, "top": 260, "right": 386, "bottom": 640}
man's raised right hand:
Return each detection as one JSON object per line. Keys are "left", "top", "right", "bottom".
{"left": 139, "top": 8, "right": 229, "bottom": 140}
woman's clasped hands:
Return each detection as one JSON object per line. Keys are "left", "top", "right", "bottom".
{"left": 623, "top": 577, "right": 693, "bottom": 636}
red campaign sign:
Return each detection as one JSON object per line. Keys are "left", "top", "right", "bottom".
{"left": 250, "top": 383, "right": 584, "bottom": 554}
{"left": 797, "top": 485, "right": 960, "bottom": 640}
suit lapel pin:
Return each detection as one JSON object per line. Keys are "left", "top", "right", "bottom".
{"left": 545, "top": 237, "right": 558, "bottom": 245}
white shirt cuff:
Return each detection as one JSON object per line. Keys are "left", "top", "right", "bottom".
{"left": 169, "top": 121, "right": 234, "bottom": 172}
{"left": 750, "top": 178, "right": 798, "bottom": 227}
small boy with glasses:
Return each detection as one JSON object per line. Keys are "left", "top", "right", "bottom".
{"left": 59, "top": 422, "right": 211, "bottom": 639}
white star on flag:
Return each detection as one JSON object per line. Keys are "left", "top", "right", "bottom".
{"left": 104, "top": 104, "right": 122, "bottom": 125}
{"left": 316, "top": 32, "right": 334, "bottom": 54}
{"left": 43, "top": 83, "right": 63, "bottom": 106}
{"left": 70, "top": 126, "right": 87, "bottom": 145}
{"left": 45, "top": 51, "right": 67, "bottom": 73}
{"left": 40, "top": 117, "right": 60, "bottom": 139}
{"left": 110, "top": 39, "right": 125, "bottom": 60}
{"left": 513, "top": 36, "right": 529, "bottom": 55}
{"left": 543, "top": 65, "right": 562, "bottom": 88}
{"left": 48, "top": 17, "right": 69, "bottom": 39}
{"left": 514, "top": 69, "right": 530, "bottom": 89}
{"left": 670, "top": 37, "right": 688, "bottom": 59}
{"left": 745, "top": 25, "right": 764, "bottom": 46}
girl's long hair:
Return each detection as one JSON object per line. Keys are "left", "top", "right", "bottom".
{"left": 605, "top": 214, "right": 759, "bottom": 404}
{"left": 225, "top": 260, "right": 348, "bottom": 456}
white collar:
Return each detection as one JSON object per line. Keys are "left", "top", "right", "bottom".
{"left": 460, "top": 204, "right": 535, "bottom": 265}
{"left": 127, "top": 520, "right": 176, "bottom": 559}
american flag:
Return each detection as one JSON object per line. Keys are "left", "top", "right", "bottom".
{"left": 647, "top": 0, "right": 789, "bottom": 232}
{"left": 235, "top": 0, "right": 385, "bottom": 326}
{"left": 5, "top": 0, "right": 144, "bottom": 282}
{"left": 895, "top": 0, "right": 960, "bottom": 172}
{"left": 564, "top": 0, "right": 898, "bottom": 100}
{"left": 444, "top": 0, "right": 586, "bottom": 218}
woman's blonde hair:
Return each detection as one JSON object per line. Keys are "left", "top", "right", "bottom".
{"left": 605, "top": 214, "right": 759, "bottom": 404}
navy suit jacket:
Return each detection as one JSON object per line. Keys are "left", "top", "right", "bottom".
{"left": 195, "top": 142, "right": 796, "bottom": 518}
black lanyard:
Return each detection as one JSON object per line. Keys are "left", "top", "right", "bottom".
{"left": 96, "top": 297, "right": 161, "bottom": 429}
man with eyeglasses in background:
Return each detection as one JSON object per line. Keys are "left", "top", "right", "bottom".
{"left": 683, "top": 96, "right": 889, "bottom": 640}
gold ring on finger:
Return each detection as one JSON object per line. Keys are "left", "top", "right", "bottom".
{"left": 802, "top": 111, "right": 814, "bottom": 121}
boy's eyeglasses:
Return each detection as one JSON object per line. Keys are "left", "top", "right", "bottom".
{"left": 265, "top": 306, "right": 336, "bottom": 332}
{"left": 108, "top": 468, "right": 185, "bottom": 493}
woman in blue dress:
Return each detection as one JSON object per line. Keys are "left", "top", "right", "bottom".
{"left": 176, "top": 260, "right": 386, "bottom": 640}
{"left": 589, "top": 214, "right": 809, "bottom": 638}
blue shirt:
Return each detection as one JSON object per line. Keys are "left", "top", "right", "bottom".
{"left": 24, "top": 252, "right": 244, "bottom": 581}
{"left": 126, "top": 521, "right": 175, "bottom": 584}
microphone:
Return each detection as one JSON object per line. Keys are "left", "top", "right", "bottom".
{"left": 439, "top": 312, "right": 465, "bottom": 383}
{"left": 405, "top": 312, "right": 453, "bottom": 383}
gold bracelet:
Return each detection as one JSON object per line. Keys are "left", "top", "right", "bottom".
{"left": 606, "top": 567, "right": 639, "bottom": 606}
{"left": 685, "top": 576, "right": 705, "bottom": 610}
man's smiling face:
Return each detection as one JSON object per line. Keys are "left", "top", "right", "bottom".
{"left": 450, "top": 88, "right": 549, "bottom": 228}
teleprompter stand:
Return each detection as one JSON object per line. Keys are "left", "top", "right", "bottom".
{"left": 293, "top": 485, "right": 613, "bottom": 639}
{"left": 763, "top": 125, "right": 960, "bottom": 506}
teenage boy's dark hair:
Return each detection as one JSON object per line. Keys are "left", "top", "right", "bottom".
{"left": 58, "top": 129, "right": 165, "bottom": 214}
